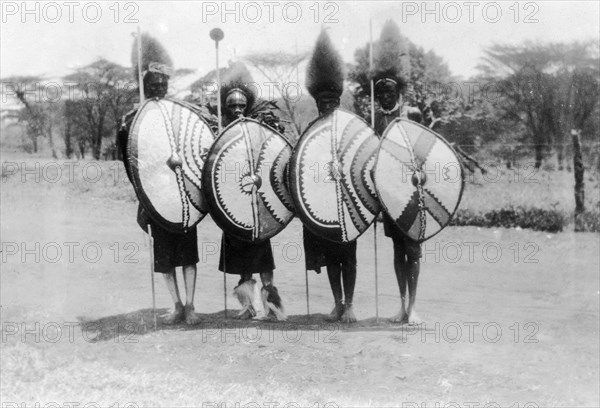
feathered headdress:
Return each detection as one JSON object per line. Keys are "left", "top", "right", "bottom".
{"left": 131, "top": 33, "right": 173, "bottom": 82}
{"left": 306, "top": 30, "right": 345, "bottom": 101}
{"left": 220, "top": 61, "right": 257, "bottom": 110}
{"left": 373, "top": 20, "right": 410, "bottom": 95}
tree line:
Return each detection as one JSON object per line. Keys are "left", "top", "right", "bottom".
{"left": 2, "top": 39, "right": 598, "bottom": 170}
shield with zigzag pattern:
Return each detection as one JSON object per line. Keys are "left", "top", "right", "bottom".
{"left": 128, "top": 98, "right": 215, "bottom": 233}
{"left": 289, "top": 109, "right": 381, "bottom": 243}
{"left": 202, "top": 118, "right": 295, "bottom": 242}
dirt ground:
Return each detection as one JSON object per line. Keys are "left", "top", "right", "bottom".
{"left": 1, "top": 157, "right": 599, "bottom": 407}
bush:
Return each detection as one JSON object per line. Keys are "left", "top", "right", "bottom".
{"left": 576, "top": 210, "right": 600, "bottom": 233}
{"left": 451, "top": 206, "right": 567, "bottom": 233}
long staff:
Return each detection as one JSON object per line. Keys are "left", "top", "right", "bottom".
{"left": 296, "top": 39, "right": 310, "bottom": 316}
{"left": 148, "top": 224, "right": 157, "bottom": 330}
{"left": 136, "top": 26, "right": 145, "bottom": 104}
{"left": 137, "top": 27, "right": 156, "bottom": 329}
{"left": 210, "top": 28, "right": 227, "bottom": 317}
{"left": 369, "top": 20, "right": 380, "bottom": 323}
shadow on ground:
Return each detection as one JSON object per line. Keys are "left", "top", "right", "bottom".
{"left": 77, "top": 309, "right": 421, "bottom": 342}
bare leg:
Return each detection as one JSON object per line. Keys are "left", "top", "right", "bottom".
{"left": 405, "top": 255, "right": 421, "bottom": 325}
{"left": 259, "top": 271, "right": 273, "bottom": 287}
{"left": 340, "top": 261, "right": 357, "bottom": 323}
{"left": 325, "top": 263, "right": 344, "bottom": 322}
{"left": 162, "top": 268, "right": 184, "bottom": 324}
{"left": 182, "top": 264, "right": 200, "bottom": 325}
{"left": 391, "top": 241, "right": 408, "bottom": 323}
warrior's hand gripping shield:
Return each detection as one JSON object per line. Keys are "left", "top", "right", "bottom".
{"left": 290, "top": 109, "right": 381, "bottom": 243}
{"left": 202, "top": 118, "right": 295, "bottom": 242}
{"left": 373, "top": 119, "right": 464, "bottom": 243}
{"left": 128, "top": 98, "right": 216, "bottom": 233}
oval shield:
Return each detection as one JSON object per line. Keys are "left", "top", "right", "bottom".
{"left": 290, "top": 109, "right": 381, "bottom": 243}
{"left": 202, "top": 118, "right": 294, "bottom": 242}
{"left": 373, "top": 119, "right": 464, "bottom": 243}
{"left": 128, "top": 98, "right": 215, "bottom": 233}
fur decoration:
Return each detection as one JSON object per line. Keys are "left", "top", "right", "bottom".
{"left": 233, "top": 279, "right": 286, "bottom": 321}
{"left": 219, "top": 62, "right": 257, "bottom": 112}
{"left": 261, "top": 284, "right": 287, "bottom": 321}
{"left": 233, "top": 279, "right": 266, "bottom": 319}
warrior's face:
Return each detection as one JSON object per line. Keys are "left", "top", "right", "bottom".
{"left": 317, "top": 95, "right": 340, "bottom": 115}
{"left": 225, "top": 89, "right": 248, "bottom": 121}
{"left": 376, "top": 81, "right": 400, "bottom": 111}
{"left": 144, "top": 72, "right": 169, "bottom": 99}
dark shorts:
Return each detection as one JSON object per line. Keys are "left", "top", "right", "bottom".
{"left": 219, "top": 233, "right": 275, "bottom": 276}
{"left": 148, "top": 223, "right": 198, "bottom": 273}
{"left": 150, "top": 223, "right": 199, "bottom": 273}
{"left": 136, "top": 205, "right": 198, "bottom": 273}
{"left": 383, "top": 214, "right": 422, "bottom": 261}
{"left": 303, "top": 227, "right": 357, "bottom": 273}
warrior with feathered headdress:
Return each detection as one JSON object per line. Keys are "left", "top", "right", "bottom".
{"left": 116, "top": 33, "right": 201, "bottom": 326}
{"left": 214, "top": 61, "right": 286, "bottom": 321}
{"left": 203, "top": 61, "right": 285, "bottom": 133}
{"left": 372, "top": 20, "right": 421, "bottom": 133}
{"left": 300, "top": 29, "right": 359, "bottom": 323}
{"left": 372, "top": 21, "right": 423, "bottom": 325}
{"left": 117, "top": 33, "right": 174, "bottom": 166}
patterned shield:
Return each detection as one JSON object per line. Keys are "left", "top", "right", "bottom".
{"left": 202, "top": 118, "right": 294, "bottom": 242}
{"left": 374, "top": 119, "right": 464, "bottom": 243}
{"left": 128, "top": 98, "right": 215, "bottom": 233}
{"left": 290, "top": 109, "right": 381, "bottom": 243}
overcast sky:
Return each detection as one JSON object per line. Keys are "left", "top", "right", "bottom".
{"left": 1, "top": 1, "right": 599, "bottom": 80}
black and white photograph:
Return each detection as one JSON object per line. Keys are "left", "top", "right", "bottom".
{"left": 1, "top": 1, "right": 599, "bottom": 407}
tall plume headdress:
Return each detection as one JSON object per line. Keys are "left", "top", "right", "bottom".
{"left": 306, "top": 29, "right": 345, "bottom": 101}
{"left": 372, "top": 20, "right": 410, "bottom": 96}
{"left": 131, "top": 32, "right": 174, "bottom": 82}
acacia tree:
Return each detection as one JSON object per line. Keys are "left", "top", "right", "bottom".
{"left": 2, "top": 75, "right": 60, "bottom": 157}
{"left": 242, "top": 51, "right": 309, "bottom": 140}
{"left": 63, "top": 59, "right": 131, "bottom": 160}
{"left": 480, "top": 41, "right": 599, "bottom": 168}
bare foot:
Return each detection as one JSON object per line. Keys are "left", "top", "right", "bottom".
{"left": 162, "top": 304, "right": 184, "bottom": 325}
{"left": 390, "top": 309, "right": 408, "bottom": 324}
{"left": 254, "top": 312, "right": 271, "bottom": 321}
{"left": 324, "top": 302, "right": 344, "bottom": 322}
{"left": 407, "top": 310, "right": 422, "bottom": 325}
{"left": 236, "top": 309, "right": 253, "bottom": 320}
{"left": 184, "top": 304, "right": 201, "bottom": 325}
{"left": 341, "top": 304, "right": 357, "bottom": 323}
